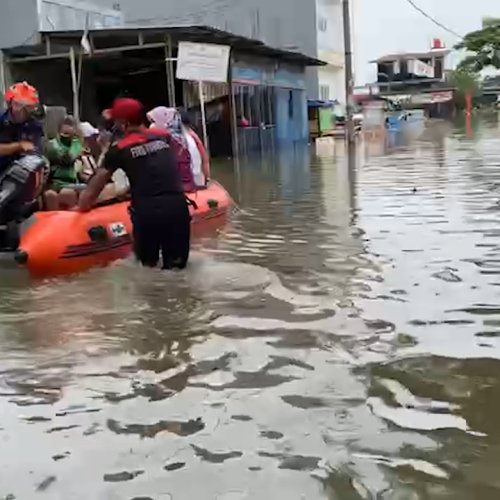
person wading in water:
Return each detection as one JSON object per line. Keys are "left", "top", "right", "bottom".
{"left": 78, "top": 98, "right": 191, "bottom": 270}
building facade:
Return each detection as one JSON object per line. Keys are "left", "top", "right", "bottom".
{"left": 315, "top": 0, "right": 346, "bottom": 103}
{"left": 0, "top": 0, "right": 351, "bottom": 102}
{"left": 0, "top": 0, "right": 122, "bottom": 49}
{"left": 96, "top": 0, "right": 351, "bottom": 102}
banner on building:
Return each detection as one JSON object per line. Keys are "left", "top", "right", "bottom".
{"left": 176, "top": 42, "right": 231, "bottom": 83}
{"left": 411, "top": 91, "right": 453, "bottom": 105}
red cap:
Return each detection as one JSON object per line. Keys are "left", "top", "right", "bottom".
{"left": 105, "top": 98, "right": 144, "bottom": 122}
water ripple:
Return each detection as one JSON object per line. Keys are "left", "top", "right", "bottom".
{"left": 2, "top": 123, "right": 500, "bottom": 497}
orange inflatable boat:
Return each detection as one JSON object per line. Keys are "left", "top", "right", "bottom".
{"left": 5, "top": 181, "right": 231, "bottom": 278}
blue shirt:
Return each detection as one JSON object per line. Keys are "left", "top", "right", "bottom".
{"left": 0, "top": 111, "right": 44, "bottom": 172}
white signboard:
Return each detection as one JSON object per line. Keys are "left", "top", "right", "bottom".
{"left": 176, "top": 42, "right": 230, "bottom": 83}
{"left": 409, "top": 59, "right": 435, "bottom": 78}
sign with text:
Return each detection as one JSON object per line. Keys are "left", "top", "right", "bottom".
{"left": 176, "top": 42, "right": 230, "bottom": 83}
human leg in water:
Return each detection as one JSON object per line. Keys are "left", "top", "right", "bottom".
{"left": 160, "top": 198, "right": 191, "bottom": 270}
{"left": 130, "top": 210, "right": 161, "bottom": 267}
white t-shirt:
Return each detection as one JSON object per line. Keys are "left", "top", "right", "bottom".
{"left": 184, "top": 132, "right": 205, "bottom": 187}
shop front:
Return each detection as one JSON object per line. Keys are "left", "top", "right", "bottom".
{"left": 231, "top": 57, "right": 308, "bottom": 154}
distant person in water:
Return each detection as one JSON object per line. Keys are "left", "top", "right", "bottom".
{"left": 147, "top": 106, "right": 209, "bottom": 190}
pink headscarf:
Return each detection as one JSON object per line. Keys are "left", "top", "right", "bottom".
{"left": 147, "top": 106, "right": 187, "bottom": 148}
{"left": 147, "top": 106, "right": 177, "bottom": 130}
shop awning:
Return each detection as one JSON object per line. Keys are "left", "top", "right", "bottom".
{"left": 4, "top": 24, "right": 325, "bottom": 67}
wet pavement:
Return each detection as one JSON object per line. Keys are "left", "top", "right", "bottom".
{"left": 2, "top": 119, "right": 500, "bottom": 498}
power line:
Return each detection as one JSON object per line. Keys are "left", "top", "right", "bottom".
{"left": 402, "top": 0, "right": 463, "bottom": 39}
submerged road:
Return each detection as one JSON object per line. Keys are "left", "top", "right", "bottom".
{"left": 1, "top": 118, "right": 500, "bottom": 498}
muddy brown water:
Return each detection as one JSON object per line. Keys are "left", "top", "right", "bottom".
{"left": 2, "top": 120, "right": 500, "bottom": 499}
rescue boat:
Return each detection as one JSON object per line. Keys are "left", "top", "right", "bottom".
{"left": 10, "top": 181, "right": 231, "bottom": 278}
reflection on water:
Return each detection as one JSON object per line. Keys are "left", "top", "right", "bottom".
{"left": 4, "top": 121, "right": 500, "bottom": 498}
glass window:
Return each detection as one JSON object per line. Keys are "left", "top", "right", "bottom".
{"left": 320, "top": 85, "right": 330, "bottom": 100}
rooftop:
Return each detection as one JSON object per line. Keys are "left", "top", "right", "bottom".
{"left": 5, "top": 24, "right": 325, "bottom": 67}
{"left": 371, "top": 48, "right": 450, "bottom": 64}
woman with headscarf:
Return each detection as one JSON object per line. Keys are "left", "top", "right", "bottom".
{"left": 180, "top": 110, "right": 210, "bottom": 186}
{"left": 147, "top": 107, "right": 208, "bottom": 191}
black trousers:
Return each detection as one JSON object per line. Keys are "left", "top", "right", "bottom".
{"left": 130, "top": 195, "right": 191, "bottom": 270}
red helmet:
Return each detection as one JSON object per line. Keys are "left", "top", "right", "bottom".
{"left": 4, "top": 82, "right": 40, "bottom": 106}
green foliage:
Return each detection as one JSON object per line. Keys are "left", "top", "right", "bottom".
{"left": 448, "top": 69, "right": 480, "bottom": 108}
{"left": 455, "top": 23, "right": 500, "bottom": 72}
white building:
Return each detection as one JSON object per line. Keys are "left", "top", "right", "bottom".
{"left": 315, "top": 0, "right": 346, "bottom": 103}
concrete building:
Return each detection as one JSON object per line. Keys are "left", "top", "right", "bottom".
{"left": 3, "top": 25, "right": 322, "bottom": 154}
{"left": 315, "top": 0, "right": 347, "bottom": 103}
{"left": 0, "top": 0, "right": 353, "bottom": 102}
{"left": 95, "top": 0, "right": 351, "bottom": 102}
{"left": 0, "top": 0, "right": 122, "bottom": 49}
{"left": 0, "top": 0, "right": 325, "bottom": 155}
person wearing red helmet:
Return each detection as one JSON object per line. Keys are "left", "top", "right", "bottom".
{"left": 79, "top": 97, "right": 191, "bottom": 270}
{"left": 0, "top": 82, "right": 44, "bottom": 173}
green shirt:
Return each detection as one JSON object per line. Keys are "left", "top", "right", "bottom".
{"left": 46, "top": 137, "right": 82, "bottom": 190}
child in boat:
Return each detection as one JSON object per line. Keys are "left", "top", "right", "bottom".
{"left": 147, "top": 106, "right": 209, "bottom": 191}
{"left": 77, "top": 121, "right": 130, "bottom": 203}
{"left": 77, "top": 121, "right": 99, "bottom": 181}
{"left": 44, "top": 116, "right": 84, "bottom": 210}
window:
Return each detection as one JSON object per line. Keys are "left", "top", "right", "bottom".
{"left": 434, "top": 58, "right": 443, "bottom": 79}
{"left": 320, "top": 85, "right": 330, "bottom": 100}
{"left": 318, "top": 17, "right": 328, "bottom": 32}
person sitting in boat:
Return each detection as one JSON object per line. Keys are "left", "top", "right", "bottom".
{"left": 79, "top": 98, "right": 191, "bottom": 270}
{"left": 0, "top": 82, "right": 44, "bottom": 174}
{"left": 147, "top": 106, "right": 206, "bottom": 191}
{"left": 77, "top": 120, "right": 130, "bottom": 204}
{"left": 44, "top": 116, "right": 84, "bottom": 210}
{"left": 77, "top": 121, "right": 99, "bottom": 182}
{"left": 180, "top": 110, "right": 211, "bottom": 187}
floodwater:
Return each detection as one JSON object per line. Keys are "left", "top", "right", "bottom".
{"left": 3, "top": 118, "right": 500, "bottom": 499}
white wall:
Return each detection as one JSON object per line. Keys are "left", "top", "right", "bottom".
{"left": 316, "top": 0, "right": 345, "bottom": 102}
{"left": 316, "top": 0, "right": 343, "bottom": 53}
{"left": 318, "top": 66, "right": 345, "bottom": 102}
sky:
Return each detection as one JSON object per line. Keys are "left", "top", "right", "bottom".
{"left": 353, "top": 0, "right": 500, "bottom": 84}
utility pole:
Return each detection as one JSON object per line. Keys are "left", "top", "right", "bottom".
{"left": 342, "top": 0, "right": 354, "bottom": 143}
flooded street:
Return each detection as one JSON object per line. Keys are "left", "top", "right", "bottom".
{"left": 3, "top": 119, "right": 500, "bottom": 499}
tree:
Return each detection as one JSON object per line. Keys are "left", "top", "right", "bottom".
{"left": 447, "top": 68, "right": 480, "bottom": 109}
{"left": 455, "top": 23, "right": 500, "bottom": 72}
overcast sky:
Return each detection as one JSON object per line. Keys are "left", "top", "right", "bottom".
{"left": 353, "top": 0, "right": 500, "bottom": 84}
